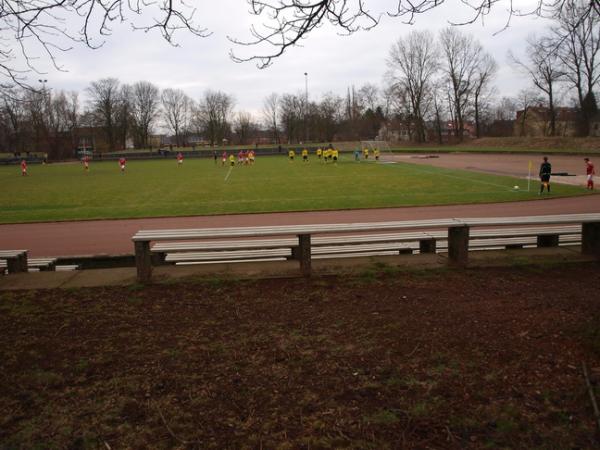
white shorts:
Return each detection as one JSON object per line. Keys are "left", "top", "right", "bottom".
{"left": 178, "top": 160, "right": 183, "bottom": 164}
{"left": 588, "top": 174, "right": 593, "bottom": 181}
{"left": 120, "top": 164, "right": 125, "bottom": 170}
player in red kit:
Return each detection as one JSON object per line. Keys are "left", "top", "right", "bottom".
{"left": 221, "top": 151, "right": 227, "bottom": 166}
{"left": 584, "top": 158, "right": 595, "bottom": 190}
{"left": 21, "top": 159, "right": 27, "bottom": 176}
{"left": 177, "top": 152, "right": 183, "bottom": 166}
{"left": 119, "top": 157, "right": 126, "bottom": 173}
{"left": 83, "top": 155, "right": 90, "bottom": 172}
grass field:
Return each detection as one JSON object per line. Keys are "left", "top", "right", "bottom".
{"left": 0, "top": 155, "right": 590, "bottom": 224}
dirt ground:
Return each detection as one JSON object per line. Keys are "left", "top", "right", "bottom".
{"left": 1, "top": 262, "right": 600, "bottom": 449}
{"left": 393, "top": 153, "right": 593, "bottom": 186}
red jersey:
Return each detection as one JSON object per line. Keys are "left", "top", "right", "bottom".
{"left": 222, "top": 152, "right": 227, "bottom": 159}
{"left": 177, "top": 153, "right": 183, "bottom": 161}
{"left": 21, "top": 160, "right": 27, "bottom": 169}
{"left": 238, "top": 151, "right": 243, "bottom": 158}
{"left": 586, "top": 162, "right": 595, "bottom": 175}
{"left": 83, "top": 156, "right": 89, "bottom": 163}
{"left": 119, "top": 158, "right": 126, "bottom": 166}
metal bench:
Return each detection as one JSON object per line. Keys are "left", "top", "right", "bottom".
{"left": 132, "top": 214, "right": 600, "bottom": 282}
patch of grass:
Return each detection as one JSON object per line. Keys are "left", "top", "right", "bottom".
{"left": 31, "top": 370, "right": 64, "bottom": 388}
{"left": 581, "top": 315, "right": 600, "bottom": 356}
{"left": 364, "top": 409, "right": 402, "bottom": 425}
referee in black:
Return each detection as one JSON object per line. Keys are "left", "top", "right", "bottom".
{"left": 539, "top": 156, "right": 552, "bottom": 194}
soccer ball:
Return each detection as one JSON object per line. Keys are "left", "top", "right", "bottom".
{"left": 513, "top": 185, "right": 519, "bottom": 190}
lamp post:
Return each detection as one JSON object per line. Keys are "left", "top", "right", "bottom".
{"left": 37, "top": 79, "right": 48, "bottom": 154}
{"left": 304, "top": 72, "right": 308, "bottom": 143}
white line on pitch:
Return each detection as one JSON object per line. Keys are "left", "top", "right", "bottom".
{"left": 224, "top": 166, "right": 233, "bottom": 182}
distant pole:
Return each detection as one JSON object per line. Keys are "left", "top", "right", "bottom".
{"left": 37, "top": 79, "right": 48, "bottom": 153}
{"left": 304, "top": 72, "right": 309, "bottom": 143}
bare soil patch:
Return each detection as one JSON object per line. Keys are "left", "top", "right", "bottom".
{"left": 1, "top": 263, "right": 600, "bottom": 448}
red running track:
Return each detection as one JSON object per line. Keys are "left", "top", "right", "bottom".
{"left": 1, "top": 195, "right": 599, "bottom": 257}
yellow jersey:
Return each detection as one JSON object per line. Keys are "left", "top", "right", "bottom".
{"left": 288, "top": 150, "right": 295, "bottom": 157}
{"left": 302, "top": 149, "right": 308, "bottom": 157}
{"left": 333, "top": 149, "right": 339, "bottom": 158}
{"left": 316, "top": 148, "right": 322, "bottom": 156}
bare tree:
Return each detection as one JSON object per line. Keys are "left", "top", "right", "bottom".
{"left": 510, "top": 35, "right": 564, "bottom": 136}
{"left": 262, "top": 93, "right": 280, "bottom": 144}
{"left": 472, "top": 53, "right": 498, "bottom": 138}
{"left": 233, "top": 111, "right": 255, "bottom": 145}
{"left": 0, "top": 0, "right": 210, "bottom": 88}
{"left": 162, "top": 88, "right": 191, "bottom": 147}
{"left": 230, "top": 1, "right": 599, "bottom": 68}
{"left": 494, "top": 96, "right": 519, "bottom": 121}
{"left": 2, "top": 0, "right": 599, "bottom": 87}
{"left": 429, "top": 80, "right": 447, "bottom": 145}
{"left": 194, "top": 90, "right": 234, "bottom": 146}
{"left": 440, "top": 28, "right": 484, "bottom": 141}
{"left": 315, "top": 93, "right": 344, "bottom": 142}
{"left": 0, "top": 89, "right": 28, "bottom": 153}
{"left": 515, "top": 89, "right": 545, "bottom": 136}
{"left": 357, "top": 83, "right": 380, "bottom": 112}
{"left": 553, "top": 0, "right": 600, "bottom": 135}
{"left": 279, "top": 93, "right": 304, "bottom": 143}
{"left": 86, "top": 78, "right": 122, "bottom": 151}
{"left": 130, "top": 81, "right": 160, "bottom": 148}
{"left": 386, "top": 30, "right": 439, "bottom": 142}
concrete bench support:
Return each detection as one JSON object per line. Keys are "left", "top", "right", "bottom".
{"left": 135, "top": 241, "right": 152, "bottom": 283}
{"left": 297, "top": 234, "right": 312, "bottom": 277}
{"left": 419, "top": 239, "right": 437, "bottom": 254}
{"left": 6, "top": 253, "right": 28, "bottom": 274}
{"left": 537, "top": 234, "right": 559, "bottom": 247}
{"left": 582, "top": 222, "right": 600, "bottom": 257}
{"left": 448, "top": 226, "right": 469, "bottom": 266}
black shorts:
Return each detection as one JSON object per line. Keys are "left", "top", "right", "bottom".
{"left": 541, "top": 174, "right": 550, "bottom": 182}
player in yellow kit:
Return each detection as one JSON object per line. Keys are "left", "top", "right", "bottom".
{"left": 229, "top": 154, "right": 235, "bottom": 166}
{"left": 316, "top": 148, "right": 322, "bottom": 161}
{"left": 332, "top": 148, "right": 339, "bottom": 164}
{"left": 302, "top": 148, "right": 309, "bottom": 162}
{"left": 374, "top": 148, "right": 380, "bottom": 161}
{"left": 288, "top": 149, "right": 295, "bottom": 162}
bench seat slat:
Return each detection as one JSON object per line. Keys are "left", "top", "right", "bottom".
{"left": 133, "top": 214, "right": 600, "bottom": 242}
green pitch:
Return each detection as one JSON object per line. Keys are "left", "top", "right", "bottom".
{"left": 0, "top": 155, "right": 589, "bottom": 224}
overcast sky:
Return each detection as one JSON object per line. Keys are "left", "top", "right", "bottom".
{"left": 22, "top": 0, "right": 555, "bottom": 116}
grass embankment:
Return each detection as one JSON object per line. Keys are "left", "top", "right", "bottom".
{"left": 1, "top": 264, "right": 599, "bottom": 448}
{"left": 0, "top": 156, "right": 588, "bottom": 223}
{"left": 390, "top": 137, "right": 600, "bottom": 154}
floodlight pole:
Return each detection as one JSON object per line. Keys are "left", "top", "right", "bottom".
{"left": 304, "top": 72, "right": 309, "bottom": 143}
